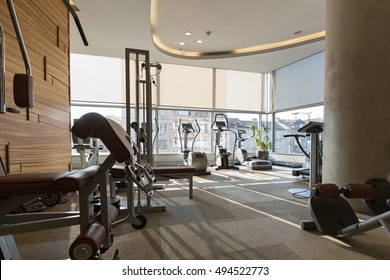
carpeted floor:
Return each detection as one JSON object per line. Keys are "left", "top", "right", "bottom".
{"left": 12, "top": 166, "right": 390, "bottom": 260}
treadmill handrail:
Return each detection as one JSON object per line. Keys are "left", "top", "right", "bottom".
{"left": 284, "top": 134, "right": 310, "bottom": 158}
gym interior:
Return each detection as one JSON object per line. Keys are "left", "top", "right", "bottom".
{"left": 0, "top": 0, "right": 390, "bottom": 261}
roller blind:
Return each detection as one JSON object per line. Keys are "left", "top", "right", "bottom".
{"left": 70, "top": 54, "right": 124, "bottom": 103}
{"left": 159, "top": 63, "right": 212, "bottom": 108}
{"left": 215, "top": 69, "right": 262, "bottom": 111}
{"left": 274, "top": 52, "right": 324, "bottom": 111}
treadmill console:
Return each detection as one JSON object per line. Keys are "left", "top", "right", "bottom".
{"left": 298, "top": 121, "right": 323, "bottom": 134}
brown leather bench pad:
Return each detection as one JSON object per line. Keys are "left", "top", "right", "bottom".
{"left": 0, "top": 166, "right": 99, "bottom": 196}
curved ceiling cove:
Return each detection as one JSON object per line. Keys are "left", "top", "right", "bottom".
{"left": 151, "top": 0, "right": 325, "bottom": 59}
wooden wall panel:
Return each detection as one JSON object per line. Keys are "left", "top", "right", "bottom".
{"left": 0, "top": 0, "right": 71, "bottom": 174}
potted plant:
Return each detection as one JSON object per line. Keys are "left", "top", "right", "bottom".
{"left": 249, "top": 123, "right": 272, "bottom": 160}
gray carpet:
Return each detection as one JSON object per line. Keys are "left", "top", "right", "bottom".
{"left": 13, "top": 166, "right": 390, "bottom": 260}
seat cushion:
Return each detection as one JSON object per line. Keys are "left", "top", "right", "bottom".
{"left": 0, "top": 166, "right": 99, "bottom": 196}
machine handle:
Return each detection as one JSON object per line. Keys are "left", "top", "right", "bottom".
{"left": 178, "top": 119, "right": 183, "bottom": 152}
{"left": 62, "top": 0, "right": 89, "bottom": 46}
{"left": 211, "top": 113, "right": 229, "bottom": 131}
{"left": 192, "top": 119, "right": 201, "bottom": 152}
{"left": 284, "top": 134, "right": 310, "bottom": 158}
{"left": 284, "top": 134, "right": 305, "bottom": 138}
{"left": 6, "top": 0, "right": 32, "bottom": 76}
{"left": 0, "top": 23, "right": 5, "bottom": 113}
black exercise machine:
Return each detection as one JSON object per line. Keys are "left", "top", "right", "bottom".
{"left": 287, "top": 121, "right": 323, "bottom": 198}
{"left": 0, "top": 113, "right": 153, "bottom": 259}
{"left": 301, "top": 178, "right": 390, "bottom": 238}
{"left": 211, "top": 114, "right": 239, "bottom": 170}
{"left": 283, "top": 134, "right": 310, "bottom": 177}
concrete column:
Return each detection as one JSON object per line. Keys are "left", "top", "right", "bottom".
{"left": 323, "top": 0, "right": 390, "bottom": 213}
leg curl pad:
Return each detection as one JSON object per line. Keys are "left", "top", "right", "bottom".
{"left": 69, "top": 223, "right": 107, "bottom": 260}
{"left": 311, "top": 184, "right": 340, "bottom": 199}
{"left": 341, "top": 183, "right": 374, "bottom": 199}
{"left": 94, "top": 205, "right": 119, "bottom": 223}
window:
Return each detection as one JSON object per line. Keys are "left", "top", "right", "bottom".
{"left": 70, "top": 52, "right": 324, "bottom": 158}
{"left": 274, "top": 106, "right": 323, "bottom": 154}
{"left": 156, "top": 109, "right": 211, "bottom": 153}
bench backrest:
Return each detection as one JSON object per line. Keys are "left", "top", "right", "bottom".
{"left": 72, "top": 112, "right": 134, "bottom": 163}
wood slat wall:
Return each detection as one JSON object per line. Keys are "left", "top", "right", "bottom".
{"left": 0, "top": 0, "right": 71, "bottom": 174}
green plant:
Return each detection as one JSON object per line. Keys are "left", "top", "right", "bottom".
{"left": 249, "top": 123, "right": 272, "bottom": 151}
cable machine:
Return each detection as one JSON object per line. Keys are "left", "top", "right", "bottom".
{"left": 125, "top": 48, "right": 153, "bottom": 165}
{"left": 125, "top": 48, "right": 166, "bottom": 212}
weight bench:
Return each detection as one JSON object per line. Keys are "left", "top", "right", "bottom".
{"left": 152, "top": 166, "right": 196, "bottom": 199}
{"left": 0, "top": 112, "right": 152, "bottom": 260}
{"left": 111, "top": 165, "right": 196, "bottom": 213}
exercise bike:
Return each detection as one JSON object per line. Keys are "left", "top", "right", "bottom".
{"left": 235, "top": 125, "right": 272, "bottom": 170}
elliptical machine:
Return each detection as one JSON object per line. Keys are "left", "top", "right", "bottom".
{"left": 178, "top": 119, "right": 210, "bottom": 175}
{"left": 211, "top": 114, "right": 239, "bottom": 170}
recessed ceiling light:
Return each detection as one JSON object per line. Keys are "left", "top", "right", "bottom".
{"left": 184, "top": 31, "right": 192, "bottom": 36}
{"left": 196, "top": 40, "right": 203, "bottom": 44}
{"left": 179, "top": 42, "right": 185, "bottom": 46}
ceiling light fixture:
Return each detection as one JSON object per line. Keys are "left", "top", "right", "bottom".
{"left": 184, "top": 31, "right": 192, "bottom": 36}
{"left": 179, "top": 42, "right": 185, "bottom": 46}
{"left": 197, "top": 40, "right": 203, "bottom": 44}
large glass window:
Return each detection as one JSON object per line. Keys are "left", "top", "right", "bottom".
{"left": 156, "top": 109, "right": 211, "bottom": 153}
{"left": 274, "top": 105, "right": 323, "bottom": 154}
{"left": 70, "top": 52, "right": 325, "bottom": 159}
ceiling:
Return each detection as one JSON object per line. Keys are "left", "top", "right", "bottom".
{"left": 70, "top": 0, "right": 326, "bottom": 73}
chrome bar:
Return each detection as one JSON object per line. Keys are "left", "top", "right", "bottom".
{"left": 62, "top": 0, "right": 88, "bottom": 46}
{"left": 6, "top": 0, "right": 32, "bottom": 76}
{"left": 0, "top": 23, "right": 5, "bottom": 114}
